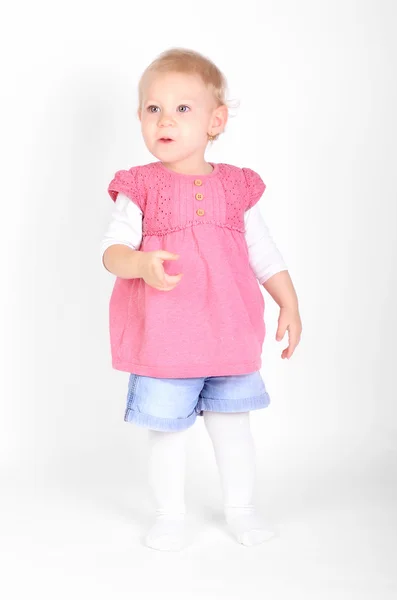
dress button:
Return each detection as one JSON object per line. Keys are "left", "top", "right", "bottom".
{"left": 196, "top": 208, "right": 205, "bottom": 216}
{"left": 194, "top": 179, "right": 202, "bottom": 186}
{"left": 195, "top": 193, "right": 204, "bottom": 201}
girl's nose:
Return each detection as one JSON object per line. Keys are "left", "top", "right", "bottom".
{"left": 158, "top": 113, "right": 175, "bottom": 127}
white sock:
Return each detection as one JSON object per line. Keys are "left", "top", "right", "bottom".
{"left": 203, "top": 411, "right": 277, "bottom": 546}
{"left": 145, "top": 428, "right": 190, "bottom": 551}
{"left": 224, "top": 505, "right": 277, "bottom": 546}
{"left": 145, "top": 513, "right": 187, "bottom": 552}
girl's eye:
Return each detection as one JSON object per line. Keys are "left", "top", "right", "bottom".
{"left": 148, "top": 105, "right": 160, "bottom": 113}
{"left": 178, "top": 105, "right": 190, "bottom": 113}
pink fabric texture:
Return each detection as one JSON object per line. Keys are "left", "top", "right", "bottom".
{"left": 107, "top": 161, "right": 267, "bottom": 378}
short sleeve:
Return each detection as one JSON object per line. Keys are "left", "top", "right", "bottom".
{"left": 242, "top": 167, "right": 266, "bottom": 211}
{"left": 107, "top": 166, "right": 145, "bottom": 213}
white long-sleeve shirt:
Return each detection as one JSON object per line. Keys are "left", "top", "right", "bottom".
{"left": 101, "top": 193, "right": 288, "bottom": 284}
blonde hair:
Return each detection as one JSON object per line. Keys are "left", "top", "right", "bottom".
{"left": 138, "top": 48, "right": 230, "bottom": 141}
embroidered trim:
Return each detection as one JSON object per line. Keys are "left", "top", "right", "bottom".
{"left": 143, "top": 220, "right": 245, "bottom": 237}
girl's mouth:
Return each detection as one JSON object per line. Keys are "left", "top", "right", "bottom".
{"left": 159, "top": 138, "right": 174, "bottom": 143}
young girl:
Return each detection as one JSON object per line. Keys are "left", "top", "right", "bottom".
{"left": 101, "top": 48, "right": 302, "bottom": 551}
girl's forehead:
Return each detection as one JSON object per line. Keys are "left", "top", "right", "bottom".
{"left": 143, "top": 71, "right": 210, "bottom": 99}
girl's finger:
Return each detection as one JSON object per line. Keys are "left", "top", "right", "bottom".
{"left": 276, "top": 321, "right": 287, "bottom": 341}
{"left": 164, "top": 273, "right": 183, "bottom": 285}
{"left": 283, "top": 335, "right": 299, "bottom": 359}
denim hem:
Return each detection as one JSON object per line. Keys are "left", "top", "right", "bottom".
{"left": 196, "top": 392, "right": 271, "bottom": 414}
{"left": 124, "top": 407, "right": 197, "bottom": 432}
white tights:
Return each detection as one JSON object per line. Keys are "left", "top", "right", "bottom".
{"left": 145, "top": 412, "right": 276, "bottom": 551}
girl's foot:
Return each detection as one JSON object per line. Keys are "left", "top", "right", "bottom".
{"left": 225, "top": 506, "right": 277, "bottom": 546}
{"left": 145, "top": 514, "right": 189, "bottom": 551}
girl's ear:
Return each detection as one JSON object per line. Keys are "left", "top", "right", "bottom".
{"left": 137, "top": 108, "right": 142, "bottom": 121}
{"left": 212, "top": 104, "right": 228, "bottom": 134}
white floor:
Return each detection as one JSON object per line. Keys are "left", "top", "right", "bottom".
{"left": 1, "top": 434, "right": 396, "bottom": 600}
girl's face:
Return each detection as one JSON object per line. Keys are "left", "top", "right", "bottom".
{"left": 139, "top": 71, "right": 226, "bottom": 167}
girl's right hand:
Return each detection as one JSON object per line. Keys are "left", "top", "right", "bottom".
{"left": 140, "top": 250, "right": 183, "bottom": 291}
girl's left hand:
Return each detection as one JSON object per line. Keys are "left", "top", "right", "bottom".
{"left": 276, "top": 306, "right": 302, "bottom": 359}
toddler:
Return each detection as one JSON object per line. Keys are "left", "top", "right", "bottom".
{"left": 101, "top": 48, "right": 302, "bottom": 551}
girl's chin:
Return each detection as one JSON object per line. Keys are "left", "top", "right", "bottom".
{"left": 151, "top": 148, "right": 183, "bottom": 162}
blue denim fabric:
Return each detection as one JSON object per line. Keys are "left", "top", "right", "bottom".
{"left": 124, "top": 371, "right": 270, "bottom": 432}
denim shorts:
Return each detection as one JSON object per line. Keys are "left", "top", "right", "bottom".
{"left": 124, "top": 371, "right": 271, "bottom": 432}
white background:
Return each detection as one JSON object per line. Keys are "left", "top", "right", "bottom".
{"left": 1, "top": 0, "right": 396, "bottom": 598}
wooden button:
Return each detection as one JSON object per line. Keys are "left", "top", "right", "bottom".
{"left": 195, "top": 193, "right": 204, "bottom": 201}
{"left": 196, "top": 208, "right": 205, "bottom": 216}
{"left": 194, "top": 179, "right": 202, "bottom": 186}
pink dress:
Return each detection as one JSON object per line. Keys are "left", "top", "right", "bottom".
{"left": 107, "top": 161, "right": 267, "bottom": 378}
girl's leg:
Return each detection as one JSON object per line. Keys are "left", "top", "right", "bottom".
{"left": 203, "top": 411, "right": 276, "bottom": 545}
{"left": 145, "top": 428, "right": 189, "bottom": 551}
